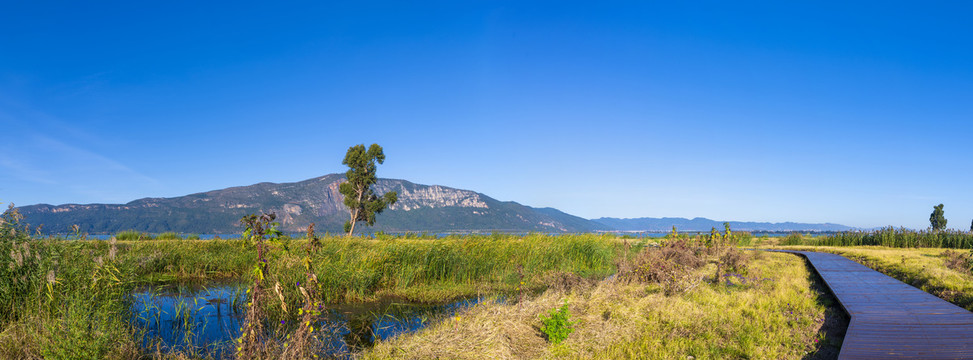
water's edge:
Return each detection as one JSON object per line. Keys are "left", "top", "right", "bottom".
{"left": 131, "top": 282, "right": 486, "bottom": 358}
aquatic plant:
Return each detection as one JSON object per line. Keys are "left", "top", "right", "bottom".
{"left": 782, "top": 227, "right": 973, "bottom": 248}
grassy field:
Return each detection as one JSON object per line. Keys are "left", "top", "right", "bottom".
{"left": 363, "top": 250, "right": 847, "bottom": 360}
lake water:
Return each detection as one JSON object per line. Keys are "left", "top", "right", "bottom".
{"left": 86, "top": 231, "right": 813, "bottom": 241}
{"left": 131, "top": 283, "right": 483, "bottom": 358}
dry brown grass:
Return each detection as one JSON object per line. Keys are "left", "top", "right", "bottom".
{"left": 616, "top": 239, "right": 705, "bottom": 295}
{"left": 0, "top": 322, "right": 40, "bottom": 360}
{"left": 363, "top": 297, "right": 551, "bottom": 359}
{"left": 942, "top": 249, "right": 972, "bottom": 273}
{"left": 363, "top": 252, "right": 841, "bottom": 360}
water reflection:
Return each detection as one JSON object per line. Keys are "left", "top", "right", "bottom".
{"left": 132, "top": 283, "right": 247, "bottom": 358}
{"left": 131, "top": 283, "right": 483, "bottom": 358}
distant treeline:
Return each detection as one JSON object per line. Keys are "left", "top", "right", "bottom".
{"left": 781, "top": 227, "right": 973, "bottom": 249}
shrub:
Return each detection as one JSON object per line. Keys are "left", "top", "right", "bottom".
{"left": 718, "top": 246, "right": 753, "bottom": 275}
{"left": 734, "top": 231, "right": 754, "bottom": 246}
{"left": 620, "top": 238, "right": 706, "bottom": 295}
{"left": 942, "top": 250, "right": 973, "bottom": 274}
{"left": 155, "top": 232, "right": 182, "bottom": 240}
{"left": 781, "top": 232, "right": 804, "bottom": 245}
{"left": 539, "top": 301, "right": 576, "bottom": 344}
{"left": 114, "top": 230, "right": 152, "bottom": 241}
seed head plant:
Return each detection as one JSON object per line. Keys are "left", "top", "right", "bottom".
{"left": 237, "top": 212, "right": 282, "bottom": 358}
{"left": 282, "top": 224, "right": 325, "bottom": 358}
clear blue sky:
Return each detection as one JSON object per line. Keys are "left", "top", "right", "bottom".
{"left": 2, "top": 1, "right": 971, "bottom": 230}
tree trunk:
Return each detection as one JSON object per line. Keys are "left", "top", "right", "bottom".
{"left": 346, "top": 186, "right": 365, "bottom": 237}
{"left": 348, "top": 219, "right": 357, "bottom": 237}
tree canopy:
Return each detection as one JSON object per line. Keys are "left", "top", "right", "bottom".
{"left": 929, "top": 204, "right": 947, "bottom": 232}
{"left": 339, "top": 144, "right": 397, "bottom": 236}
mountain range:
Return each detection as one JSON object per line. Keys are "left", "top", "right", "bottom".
{"left": 12, "top": 174, "right": 853, "bottom": 234}
{"left": 14, "top": 174, "right": 609, "bottom": 234}
{"left": 591, "top": 217, "right": 854, "bottom": 232}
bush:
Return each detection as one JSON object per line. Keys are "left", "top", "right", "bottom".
{"left": 718, "top": 247, "right": 753, "bottom": 275}
{"left": 155, "top": 232, "right": 182, "bottom": 240}
{"left": 114, "top": 230, "right": 152, "bottom": 241}
{"left": 622, "top": 239, "right": 703, "bottom": 282}
{"left": 539, "top": 301, "right": 576, "bottom": 344}
{"left": 734, "top": 231, "right": 754, "bottom": 246}
{"left": 781, "top": 232, "right": 804, "bottom": 245}
{"left": 942, "top": 250, "right": 973, "bottom": 274}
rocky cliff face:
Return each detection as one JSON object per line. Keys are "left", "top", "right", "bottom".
{"left": 15, "top": 174, "right": 608, "bottom": 234}
{"left": 378, "top": 184, "right": 488, "bottom": 211}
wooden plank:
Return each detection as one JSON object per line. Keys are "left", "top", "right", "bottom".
{"left": 770, "top": 250, "right": 973, "bottom": 359}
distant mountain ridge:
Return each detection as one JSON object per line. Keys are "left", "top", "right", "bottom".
{"left": 591, "top": 217, "right": 854, "bottom": 232}
{"left": 15, "top": 174, "right": 610, "bottom": 234}
{"left": 13, "top": 174, "right": 855, "bottom": 235}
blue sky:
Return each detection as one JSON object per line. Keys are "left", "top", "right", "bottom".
{"left": 1, "top": 1, "right": 971, "bottom": 229}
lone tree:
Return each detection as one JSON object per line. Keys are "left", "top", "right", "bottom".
{"left": 339, "top": 143, "right": 397, "bottom": 236}
{"left": 929, "top": 204, "right": 947, "bottom": 232}
{"left": 969, "top": 219, "right": 972, "bottom": 233}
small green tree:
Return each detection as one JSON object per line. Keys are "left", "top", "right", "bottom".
{"left": 539, "top": 301, "right": 576, "bottom": 344}
{"left": 930, "top": 204, "right": 947, "bottom": 232}
{"left": 339, "top": 144, "right": 398, "bottom": 236}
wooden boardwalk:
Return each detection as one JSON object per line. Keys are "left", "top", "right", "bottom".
{"left": 775, "top": 250, "right": 973, "bottom": 359}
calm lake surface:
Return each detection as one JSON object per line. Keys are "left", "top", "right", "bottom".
{"left": 88, "top": 231, "right": 817, "bottom": 241}
{"left": 131, "top": 283, "right": 483, "bottom": 358}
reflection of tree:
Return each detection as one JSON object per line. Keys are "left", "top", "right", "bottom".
{"left": 206, "top": 296, "right": 235, "bottom": 341}
{"left": 343, "top": 315, "right": 375, "bottom": 350}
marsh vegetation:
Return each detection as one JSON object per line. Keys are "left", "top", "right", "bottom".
{"left": 781, "top": 227, "right": 973, "bottom": 249}
{"left": 0, "top": 207, "right": 845, "bottom": 359}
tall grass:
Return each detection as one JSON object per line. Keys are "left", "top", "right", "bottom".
{"left": 1, "top": 217, "right": 629, "bottom": 359}
{"left": 0, "top": 233, "right": 143, "bottom": 358}
{"left": 114, "top": 231, "right": 187, "bottom": 241}
{"left": 782, "top": 227, "right": 973, "bottom": 248}
{"left": 247, "top": 232, "right": 625, "bottom": 329}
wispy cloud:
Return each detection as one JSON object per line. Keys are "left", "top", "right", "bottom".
{"left": 0, "top": 97, "right": 163, "bottom": 204}
{"left": 0, "top": 153, "right": 57, "bottom": 185}
{"left": 31, "top": 134, "right": 162, "bottom": 188}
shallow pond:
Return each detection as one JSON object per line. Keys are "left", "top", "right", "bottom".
{"left": 131, "top": 283, "right": 484, "bottom": 358}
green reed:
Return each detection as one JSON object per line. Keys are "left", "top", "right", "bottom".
{"left": 781, "top": 227, "right": 973, "bottom": 248}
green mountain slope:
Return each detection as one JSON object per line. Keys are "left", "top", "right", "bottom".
{"left": 591, "top": 217, "right": 853, "bottom": 232}
{"left": 15, "top": 174, "right": 610, "bottom": 234}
